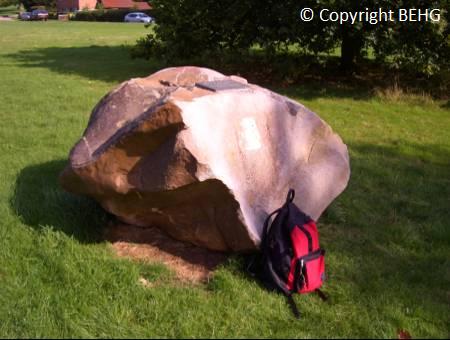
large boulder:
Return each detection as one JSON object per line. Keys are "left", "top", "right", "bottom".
{"left": 60, "top": 66, "right": 350, "bottom": 252}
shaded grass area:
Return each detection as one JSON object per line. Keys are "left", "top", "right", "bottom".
{"left": 138, "top": 48, "right": 449, "bottom": 100}
{"left": 7, "top": 45, "right": 160, "bottom": 84}
{"left": 12, "top": 160, "right": 107, "bottom": 243}
{"left": 0, "top": 20, "right": 449, "bottom": 338}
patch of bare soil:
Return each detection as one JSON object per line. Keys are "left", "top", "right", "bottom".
{"left": 104, "top": 222, "right": 229, "bottom": 284}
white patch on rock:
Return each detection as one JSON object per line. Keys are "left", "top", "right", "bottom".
{"left": 239, "top": 117, "right": 262, "bottom": 151}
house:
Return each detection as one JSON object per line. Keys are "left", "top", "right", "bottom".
{"left": 57, "top": 0, "right": 97, "bottom": 13}
{"left": 99, "top": 0, "right": 151, "bottom": 10}
{"left": 56, "top": 0, "right": 151, "bottom": 13}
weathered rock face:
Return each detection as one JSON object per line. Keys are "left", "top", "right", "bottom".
{"left": 60, "top": 66, "right": 350, "bottom": 252}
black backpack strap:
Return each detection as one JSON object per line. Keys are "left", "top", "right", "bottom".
{"left": 247, "top": 208, "right": 283, "bottom": 276}
{"left": 286, "top": 189, "right": 295, "bottom": 204}
{"left": 262, "top": 207, "right": 301, "bottom": 319}
{"left": 260, "top": 208, "right": 282, "bottom": 249}
{"left": 261, "top": 188, "right": 301, "bottom": 319}
{"left": 316, "top": 289, "right": 328, "bottom": 302}
{"left": 261, "top": 207, "right": 291, "bottom": 294}
{"left": 287, "top": 295, "right": 301, "bottom": 319}
{"left": 264, "top": 254, "right": 290, "bottom": 295}
{"left": 261, "top": 188, "right": 295, "bottom": 247}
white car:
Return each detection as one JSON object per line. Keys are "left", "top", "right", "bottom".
{"left": 31, "top": 9, "right": 49, "bottom": 20}
{"left": 124, "top": 12, "right": 153, "bottom": 23}
{"left": 19, "top": 12, "right": 32, "bottom": 20}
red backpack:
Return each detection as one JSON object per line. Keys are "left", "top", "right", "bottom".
{"left": 259, "top": 189, "right": 327, "bottom": 318}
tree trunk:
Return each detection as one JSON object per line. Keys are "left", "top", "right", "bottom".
{"left": 340, "top": 26, "right": 364, "bottom": 72}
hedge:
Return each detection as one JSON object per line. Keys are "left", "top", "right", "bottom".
{"left": 71, "top": 9, "right": 152, "bottom": 22}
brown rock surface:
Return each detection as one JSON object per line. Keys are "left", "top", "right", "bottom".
{"left": 60, "top": 66, "right": 350, "bottom": 252}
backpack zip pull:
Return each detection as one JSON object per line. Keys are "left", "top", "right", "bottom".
{"left": 299, "top": 259, "right": 306, "bottom": 288}
{"left": 299, "top": 259, "right": 305, "bottom": 283}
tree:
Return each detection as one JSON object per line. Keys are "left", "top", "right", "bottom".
{"left": 0, "top": 0, "right": 19, "bottom": 7}
{"left": 291, "top": 0, "right": 449, "bottom": 72}
{"left": 134, "top": 0, "right": 449, "bottom": 74}
{"left": 19, "top": 0, "right": 56, "bottom": 11}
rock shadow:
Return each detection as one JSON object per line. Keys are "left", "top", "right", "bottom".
{"left": 11, "top": 159, "right": 227, "bottom": 279}
{"left": 11, "top": 159, "right": 107, "bottom": 243}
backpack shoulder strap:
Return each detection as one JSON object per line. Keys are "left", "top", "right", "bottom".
{"left": 261, "top": 189, "right": 296, "bottom": 246}
{"left": 287, "top": 295, "right": 301, "bottom": 319}
{"left": 260, "top": 189, "right": 301, "bottom": 319}
{"left": 261, "top": 188, "right": 297, "bottom": 265}
{"left": 261, "top": 208, "right": 282, "bottom": 249}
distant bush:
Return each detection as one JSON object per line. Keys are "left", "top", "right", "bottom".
{"left": 21, "top": 0, "right": 56, "bottom": 12}
{"left": 48, "top": 11, "right": 57, "bottom": 19}
{"left": 132, "top": 1, "right": 260, "bottom": 61}
{"left": 71, "top": 9, "right": 152, "bottom": 22}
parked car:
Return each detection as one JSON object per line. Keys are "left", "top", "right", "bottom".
{"left": 19, "top": 12, "right": 32, "bottom": 20}
{"left": 31, "top": 9, "right": 49, "bottom": 21}
{"left": 124, "top": 12, "right": 153, "bottom": 23}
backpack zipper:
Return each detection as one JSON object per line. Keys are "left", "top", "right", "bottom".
{"left": 297, "top": 224, "right": 313, "bottom": 252}
{"left": 299, "top": 248, "right": 325, "bottom": 262}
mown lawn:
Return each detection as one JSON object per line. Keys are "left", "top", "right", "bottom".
{"left": 0, "top": 20, "right": 449, "bottom": 338}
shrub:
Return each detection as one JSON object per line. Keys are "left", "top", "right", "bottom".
{"left": 132, "top": 0, "right": 262, "bottom": 61}
{"left": 48, "top": 11, "right": 57, "bottom": 19}
{"left": 71, "top": 9, "right": 152, "bottom": 22}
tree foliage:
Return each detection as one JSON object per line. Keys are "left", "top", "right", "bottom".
{"left": 19, "top": 0, "right": 55, "bottom": 11}
{"left": 0, "top": 0, "right": 19, "bottom": 7}
{"left": 134, "top": 0, "right": 449, "bottom": 74}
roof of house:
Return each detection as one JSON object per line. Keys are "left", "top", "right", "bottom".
{"left": 101, "top": 0, "right": 151, "bottom": 10}
{"left": 133, "top": 1, "right": 151, "bottom": 10}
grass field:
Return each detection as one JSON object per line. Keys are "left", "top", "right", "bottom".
{"left": 0, "top": 20, "right": 449, "bottom": 338}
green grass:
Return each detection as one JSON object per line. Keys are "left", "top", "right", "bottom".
{"left": 0, "top": 20, "right": 449, "bottom": 338}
